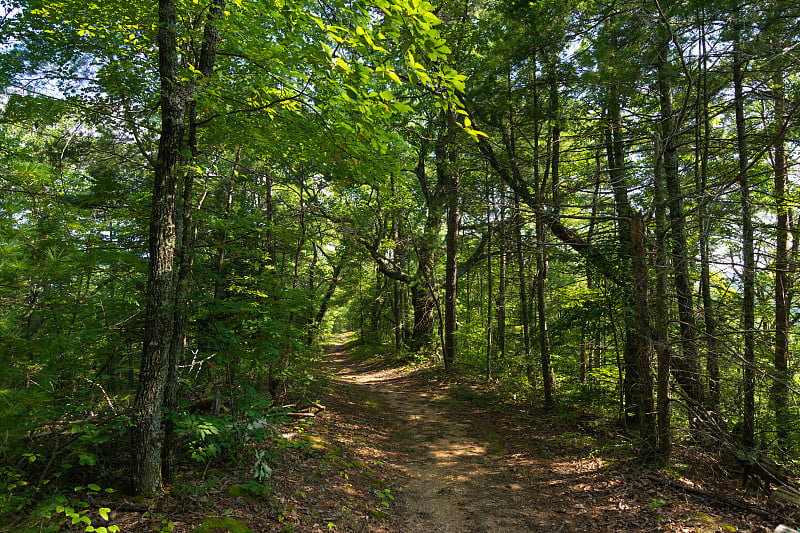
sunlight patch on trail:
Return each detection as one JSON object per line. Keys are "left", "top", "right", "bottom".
{"left": 330, "top": 357, "right": 518, "bottom": 532}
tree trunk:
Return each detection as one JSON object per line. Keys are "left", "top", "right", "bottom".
{"left": 696, "top": 15, "right": 720, "bottom": 416}
{"left": 314, "top": 256, "right": 345, "bottom": 330}
{"left": 605, "top": 85, "right": 638, "bottom": 423}
{"left": 410, "top": 282, "right": 436, "bottom": 351}
{"left": 132, "top": 0, "right": 184, "bottom": 498}
{"left": 441, "top": 113, "right": 460, "bottom": 371}
{"left": 443, "top": 188, "right": 459, "bottom": 371}
{"left": 772, "top": 68, "right": 791, "bottom": 451}
{"left": 162, "top": 170, "right": 192, "bottom": 482}
{"left": 536, "top": 56, "right": 554, "bottom": 406}
{"left": 733, "top": 9, "right": 755, "bottom": 450}
{"left": 134, "top": 0, "right": 223, "bottom": 493}
{"left": 582, "top": 165, "right": 602, "bottom": 388}
{"left": 654, "top": 135, "right": 672, "bottom": 463}
{"left": 502, "top": 104, "right": 533, "bottom": 381}
{"left": 407, "top": 138, "right": 445, "bottom": 352}
{"left": 496, "top": 188, "right": 507, "bottom": 362}
{"left": 370, "top": 266, "right": 382, "bottom": 335}
{"left": 656, "top": 24, "right": 705, "bottom": 420}
{"left": 630, "top": 213, "right": 657, "bottom": 462}
{"left": 408, "top": 223, "right": 439, "bottom": 352}
{"left": 535, "top": 186, "right": 553, "bottom": 407}
{"left": 485, "top": 185, "right": 494, "bottom": 379}
{"left": 391, "top": 175, "right": 406, "bottom": 349}
{"left": 513, "top": 193, "right": 532, "bottom": 381}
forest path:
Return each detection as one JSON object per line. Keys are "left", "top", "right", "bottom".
{"left": 326, "top": 344, "right": 596, "bottom": 532}
{"left": 64, "top": 342, "right": 784, "bottom": 533}
{"left": 323, "top": 343, "right": 779, "bottom": 532}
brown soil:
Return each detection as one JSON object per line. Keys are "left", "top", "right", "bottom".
{"left": 322, "top": 345, "right": 788, "bottom": 533}
{"left": 99, "top": 344, "right": 794, "bottom": 532}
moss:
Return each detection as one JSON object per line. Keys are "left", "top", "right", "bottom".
{"left": 721, "top": 524, "right": 737, "bottom": 532}
{"left": 687, "top": 511, "right": 713, "bottom": 524}
{"left": 685, "top": 512, "right": 719, "bottom": 532}
{"left": 298, "top": 434, "right": 327, "bottom": 450}
{"left": 192, "top": 517, "right": 253, "bottom": 533}
{"left": 226, "top": 484, "right": 265, "bottom": 500}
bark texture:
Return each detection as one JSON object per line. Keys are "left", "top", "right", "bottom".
{"left": 133, "top": 0, "right": 184, "bottom": 498}
{"left": 772, "top": 70, "right": 791, "bottom": 450}
{"left": 733, "top": 10, "right": 755, "bottom": 449}
{"left": 656, "top": 26, "right": 705, "bottom": 418}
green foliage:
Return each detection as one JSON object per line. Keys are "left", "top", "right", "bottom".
{"left": 51, "top": 498, "right": 120, "bottom": 533}
{"left": 0, "top": 466, "right": 32, "bottom": 520}
{"left": 374, "top": 487, "right": 394, "bottom": 509}
{"left": 192, "top": 517, "right": 253, "bottom": 533}
{"left": 144, "top": 513, "right": 176, "bottom": 533}
{"left": 0, "top": 383, "right": 48, "bottom": 454}
{"left": 226, "top": 481, "right": 270, "bottom": 500}
{"left": 6, "top": 484, "right": 120, "bottom": 533}
{"left": 0, "top": 0, "right": 799, "bottom": 510}
{"left": 176, "top": 414, "right": 231, "bottom": 464}
{"left": 251, "top": 450, "right": 273, "bottom": 484}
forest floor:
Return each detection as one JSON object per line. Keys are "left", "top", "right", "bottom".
{"left": 105, "top": 343, "right": 796, "bottom": 533}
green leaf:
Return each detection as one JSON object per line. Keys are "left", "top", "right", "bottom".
{"left": 384, "top": 69, "right": 402, "bottom": 84}
{"left": 79, "top": 453, "right": 98, "bottom": 466}
{"left": 343, "top": 85, "right": 359, "bottom": 101}
{"left": 413, "top": 69, "right": 431, "bottom": 85}
{"left": 464, "top": 127, "right": 489, "bottom": 141}
{"left": 421, "top": 11, "right": 441, "bottom": 25}
{"left": 99, "top": 507, "right": 111, "bottom": 520}
{"left": 335, "top": 58, "right": 352, "bottom": 73}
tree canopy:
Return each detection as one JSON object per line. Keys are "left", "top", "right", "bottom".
{"left": 2, "top": 0, "right": 800, "bottom": 527}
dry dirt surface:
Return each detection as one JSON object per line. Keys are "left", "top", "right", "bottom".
{"left": 324, "top": 345, "right": 790, "bottom": 533}
{"left": 103, "top": 344, "right": 795, "bottom": 533}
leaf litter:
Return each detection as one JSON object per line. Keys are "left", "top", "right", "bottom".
{"left": 108, "top": 345, "right": 796, "bottom": 532}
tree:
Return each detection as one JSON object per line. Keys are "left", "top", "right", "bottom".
{"left": 695, "top": 6, "right": 721, "bottom": 417}
{"left": 732, "top": 3, "right": 755, "bottom": 450}
{"left": 772, "top": 61, "right": 791, "bottom": 453}
{"left": 131, "top": 0, "right": 186, "bottom": 497}
{"left": 655, "top": 12, "right": 705, "bottom": 425}
{"left": 441, "top": 111, "right": 461, "bottom": 370}
{"left": 6, "top": 0, "right": 800, "bottom": 507}
{"left": 630, "top": 213, "right": 657, "bottom": 461}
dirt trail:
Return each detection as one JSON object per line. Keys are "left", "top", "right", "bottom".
{"left": 76, "top": 345, "right": 781, "bottom": 533}
{"left": 325, "top": 345, "right": 780, "bottom": 533}
{"left": 328, "top": 347, "right": 576, "bottom": 532}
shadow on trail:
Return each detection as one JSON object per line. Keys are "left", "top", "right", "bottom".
{"left": 324, "top": 345, "right": 603, "bottom": 532}
{"left": 320, "top": 344, "right": 774, "bottom": 532}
